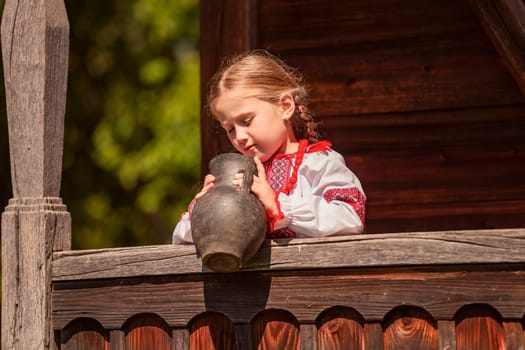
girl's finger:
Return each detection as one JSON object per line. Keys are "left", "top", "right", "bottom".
{"left": 253, "top": 156, "right": 266, "bottom": 178}
{"left": 203, "top": 174, "right": 215, "bottom": 186}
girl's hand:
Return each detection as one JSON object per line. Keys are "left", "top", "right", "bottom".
{"left": 233, "top": 157, "right": 279, "bottom": 217}
{"left": 195, "top": 174, "right": 215, "bottom": 200}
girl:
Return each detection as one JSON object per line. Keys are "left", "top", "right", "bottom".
{"left": 173, "top": 50, "right": 365, "bottom": 243}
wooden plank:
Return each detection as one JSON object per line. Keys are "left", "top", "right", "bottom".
{"left": 468, "top": 0, "right": 525, "bottom": 95}
{"left": 322, "top": 105, "right": 525, "bottom": 129}
{"left": 234, "top": 324, "right": 253, "bottom": 350}
{"left": 189, "top": 313, "right": 235, "bottom": 350}
{"left": 52, "top": 268, "right": 525, "bottom": 330}
{"left": 52, "top": 229, "right": 525, "bottom": 280}
{"left": 300, "top": 47, "right": 524, "bottom": 116}
{"left": 383, "top": 307, "right": 438, "bottom": 349}
{"left": 252, "top": 310, "right": 300, "bottom": 350}
{"left": 258, "top": 0, "right": 525, "bottom": 115}
{"left": 437, "top": 321, "right": 456, "bottom": 350}
{"left": 316, "top": 307, "right": 364, "bottom": 349}
{"left": 124, "top": 314, "right": 172, "bottom": 350}
{"left": 455, "top": 305, "right": 505, "bottom": 349}
{"left": 364, "top": 210, "right": 525, "bottom": 235}
{"left": 323, "top": 111, "right": 525, "bottom": 154}
{"left": 172, "top": 328, "right": 189, "bottom": 350}
{"left": 299, "top": 324, "right": 317, "bottom": 350}
{"left": 259, "top": 0, "right": 479, "bottom": 51}
{"left": 503, "top": 321, "right": 524, "bottom": 350}
{"left": 364, "top": 323, "right": 384, "bottom": 350}
{"left": 60, "top": 318, "right": 109, "bottom": 350}
{"left": 110, "top": 330, "right": 125, "bottom": 350}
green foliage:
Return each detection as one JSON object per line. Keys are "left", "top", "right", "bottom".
{"left": 0, "top": 0, "right": 201, "bottom": 249}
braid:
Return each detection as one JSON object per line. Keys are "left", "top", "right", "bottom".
{"left": 292, "top": 103, "right": 321, "bottom": 144}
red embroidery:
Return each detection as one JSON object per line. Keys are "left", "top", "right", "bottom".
{"left": 263, "top": 139, "right": 335, "bottom": 237}
{"left": 266, "top": 157, "right": 292, "bottom": 193}
{"left": 306, "top": 140, "right": 332, "bottom": 153}
{"left": 324, "top": 188, "right": 366, "bottom": 224}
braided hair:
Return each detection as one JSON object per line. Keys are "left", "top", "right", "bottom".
{"left": 207, "top": 50, "right": 322, "bottom": 144}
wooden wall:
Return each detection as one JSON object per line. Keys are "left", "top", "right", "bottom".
{"left": 200, "top": 0, "right": 525, "bottom": 234}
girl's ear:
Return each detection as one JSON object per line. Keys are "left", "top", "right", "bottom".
{"left": 279, "top": 93, "right": 295, "bottom": 120}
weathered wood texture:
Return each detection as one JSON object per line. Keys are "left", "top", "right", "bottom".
{"left": 1, "top": 0, "right": 69, "bottom": 198}
{"left": 200, "top": 0, "right": 525, "bottom": 234}
{"left": 199, "top": 0, "right": 258, "bottom": 175}
{"left": 1, "top": 0, "right": 71, "bottom": 349}
{"left": 51, "top": 230, "right": 525, "bottom": 348}
{"left": 52, "top": 229, "right": 525, "bottom": 280}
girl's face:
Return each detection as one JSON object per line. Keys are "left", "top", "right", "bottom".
{"left": 212, "top": 88, "right": 298, "bottom": 162}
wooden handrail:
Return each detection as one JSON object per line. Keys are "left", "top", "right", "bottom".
{"left": 52, "top": 228, "right": 525, "bottom": 281}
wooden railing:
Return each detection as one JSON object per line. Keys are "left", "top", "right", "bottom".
{"left": 51, "top": 229, "right": 525, "bottom": 349}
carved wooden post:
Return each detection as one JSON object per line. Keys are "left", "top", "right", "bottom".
{"left": 1, "top": 0, "right": 70, "bottom": 349}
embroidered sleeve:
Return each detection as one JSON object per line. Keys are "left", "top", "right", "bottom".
{"left": 278, "top": 150, "right": 366, "bottom": 237}
{"left": 324, "top": 187, "right": 366, "bottom": 224}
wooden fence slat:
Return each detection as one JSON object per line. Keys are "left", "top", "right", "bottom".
{"left": 316, "top": 307, "right": 365, "bottom": 350}
{"left": 299, "top": 324, "right": 317, "bottom": 350}
{"left": 364, "top": 323, "right": 384, "bottom": 350}
{"left": 60, "top": 318, "right": 109, "bottom": 350}
{"left": 455, "top": 305, "right": 505, "bottom": 350}
{"left": 437, "top": 320, "right": 456, "bottom": 350}
{"left": 503, "top": 321, "right": 524, "bottom": 350}
{"left": 172, "top": 328, "right": 190, "bottom": 350}
{"left": 234, "top": 324, "right": 253, "bottom": 350}
{"left": 383, "top": 307, "right": 439, "bottom": 350}
{"left": 124, "top": 314, "right": 172, "bottom": 350}
{"left": 252, "top": 310, "right": 300, "bottom": 350}
{"left": 110, "top": 330, "right": 125, "bottom": 350}
{"left": 189, "top": 313, "right": 235, "bottom": 350}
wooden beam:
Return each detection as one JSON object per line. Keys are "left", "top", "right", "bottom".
{"left": 468, "top": 0, "right": 525, "bottom": 96}
{"left": 199, "top": 0, "right": 258, "bottom": 175}
{"left": 52, "top": 228, "right": 525, "bottom": 281}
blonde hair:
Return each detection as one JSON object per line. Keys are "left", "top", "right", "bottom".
{"left": 207, "top": 50, "right": 321, "bottom": 143}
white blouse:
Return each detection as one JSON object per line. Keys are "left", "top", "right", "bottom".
{"left": 172, "top": 140, "right": 366, "bottom": 244}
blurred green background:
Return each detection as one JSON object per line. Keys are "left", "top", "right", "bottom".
{"left": 0, "top": 0, "right": 201, "bottom": 249}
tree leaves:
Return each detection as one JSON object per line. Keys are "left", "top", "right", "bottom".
{"left": 0, "top": 0, "right": 201, "bottom": 248}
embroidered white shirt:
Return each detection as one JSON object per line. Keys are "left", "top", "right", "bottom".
{"left": 172, "top": 141, "right": 366, "bottom": 244}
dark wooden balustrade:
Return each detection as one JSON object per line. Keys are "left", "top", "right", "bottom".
{"left": 51, "top": 228, "right": 525, "bottom": 349}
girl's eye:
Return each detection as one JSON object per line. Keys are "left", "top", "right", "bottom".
{"left": 227, "top": 127, "right": 235, "bottom": 135}
{"left": 242, "top": 117, "right": 253, "bottom": 126}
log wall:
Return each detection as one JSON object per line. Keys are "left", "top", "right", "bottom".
{"left": 200, "top": 0, "right": 525, "bottom": 234}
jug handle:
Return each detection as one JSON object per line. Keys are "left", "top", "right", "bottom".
{"left": 238, "top": 169, "right": 254, "bottom": 192}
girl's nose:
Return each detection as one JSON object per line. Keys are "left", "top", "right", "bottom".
{"left": 235, "top": 126, "right": 248, "bottom": 144}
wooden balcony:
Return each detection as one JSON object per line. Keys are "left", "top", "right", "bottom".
{"left": 51, "top": 229, "right": 525, "bottom": 349}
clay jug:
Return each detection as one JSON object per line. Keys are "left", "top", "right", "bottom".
{"left": 191, "top": 153, "right": 267, "bottom": 272}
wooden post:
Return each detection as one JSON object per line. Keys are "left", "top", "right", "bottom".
{"left": 1, "top": 0, "right": 71, "bottom": 349}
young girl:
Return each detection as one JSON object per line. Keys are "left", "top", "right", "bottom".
{"left": 173, "top": 50, "right": 365, "bottom": 243}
